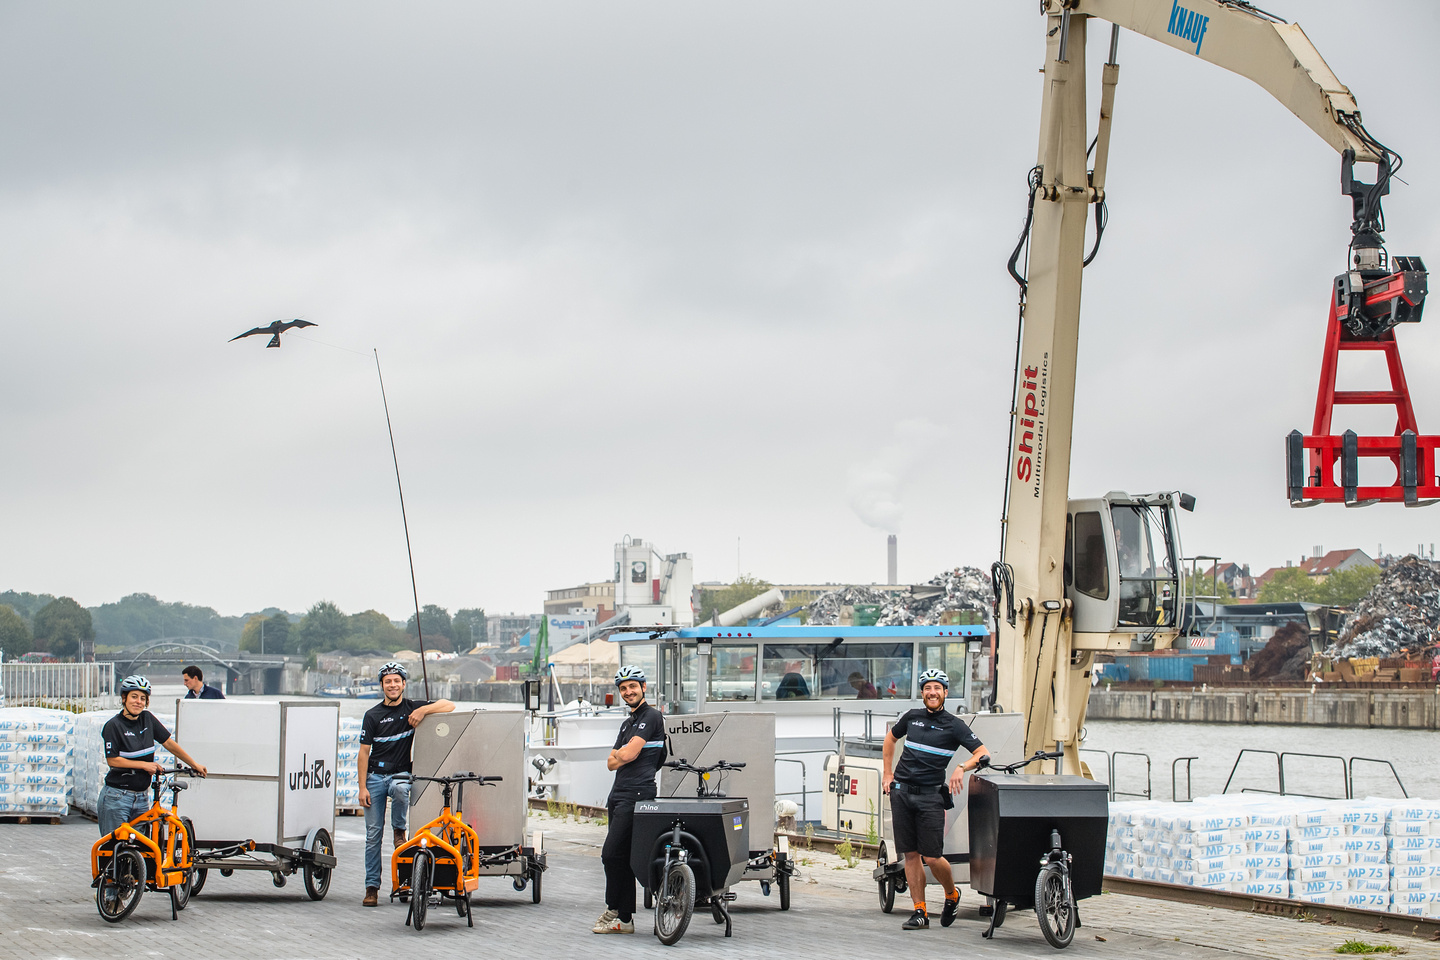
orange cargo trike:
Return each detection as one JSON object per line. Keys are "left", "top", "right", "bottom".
{"left": 90, "top": 767, "right": 198, "bottom": 922}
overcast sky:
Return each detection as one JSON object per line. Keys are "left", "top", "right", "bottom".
{"left": 2, "top": 1, "right": 1437, "bottom": 621}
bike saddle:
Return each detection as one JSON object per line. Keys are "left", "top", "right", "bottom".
{"left": 171, "top": 781, "right": 189, "bottom": 792}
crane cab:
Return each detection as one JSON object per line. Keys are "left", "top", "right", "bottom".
{"left": 1064, "top": 491, "right": 1193, "bottom": 646}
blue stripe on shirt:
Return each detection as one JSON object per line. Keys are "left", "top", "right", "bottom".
{"left": 904, "top": 741, "right": 957, "bottom": 758}
{"left": 371, "top": 730, "right": 414, "bottom": 744}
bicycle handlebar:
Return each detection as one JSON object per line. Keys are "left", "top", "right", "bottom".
{"left": 397, "top": 771, "right": 503, "bottom": 785}
{"left": 978, "top": 750, "right": 1065, "bottom": 775}
{"left": 663, "top": 759, "right": 746, "bottom": 773}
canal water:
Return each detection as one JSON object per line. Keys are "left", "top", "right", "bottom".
{"left": 1082, "top": 719, "right": 1439, "bottom": 801}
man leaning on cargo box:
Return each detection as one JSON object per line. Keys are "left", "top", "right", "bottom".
{"left": 356, "top": 661, "right": 455, "bottom": 907}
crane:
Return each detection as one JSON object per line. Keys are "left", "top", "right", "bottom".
{"left": 991, "top": 0, "right": 1429, "bottom": 771}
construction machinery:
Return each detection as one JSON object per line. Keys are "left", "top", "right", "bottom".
{"left": 993, "top": 1, "right": 1428, "bottom": 771}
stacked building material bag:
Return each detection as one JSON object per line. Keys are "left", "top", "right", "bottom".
{"left": 1387, "top": 801, "right": 1440, "bottom": 918}
{"left": 336, "top": 717, "right": 362, "bottom": 810}
{"left": 0, "top": 707, "right": 74, "bottom": 816}
{"left": 71, "top": 710, "right": 113, "bottom": 815}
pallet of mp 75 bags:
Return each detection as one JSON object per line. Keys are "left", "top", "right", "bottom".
{"left": 1386, "top": 800, "right": 1440, "bottom": 918}
{"left": 0, "top": 707, "right": 74, "bottom": 821}
{"left": 336, "top": 717, "right": 361, "bottom": 813}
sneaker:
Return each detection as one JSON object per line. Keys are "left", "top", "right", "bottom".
{"left": 595, "top": 915, "right": 635, "bottom": 934}
{"left": 591, "top": 909, "right": 619, "bottom": 933}
{"left": 902, "top": 907, "right": 929, "bottom": 930}
{"left": 941, "top": 890, "right": 961, "bottom": 927}
{"left": 362, "top": 887, "right": 379, "bottom": 907}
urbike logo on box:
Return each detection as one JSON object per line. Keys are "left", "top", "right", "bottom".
{"left": 288, "top": 753, "right": 332, "bottom": 791}
{"left": 672, "top": 720, "right": 713, "bottom": 735}
{"left": 1013, "top": 352, "right": 1049, "bottom": 496}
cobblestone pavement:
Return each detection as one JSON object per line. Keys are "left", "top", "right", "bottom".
{"left": 1, "top": 814, "right": 1436, "bottom": 960}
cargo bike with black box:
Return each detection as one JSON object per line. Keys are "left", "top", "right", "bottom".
{"left": 967, "top": 750, "right": 1108, "bottom": 948}
{"left": 171, "top": 699, "right": 340, "bottom": 900}
{"left": 632, "top": 758, "right": 750, "bottom": 945}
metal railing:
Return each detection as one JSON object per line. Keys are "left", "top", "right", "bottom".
{"left": 1172, "top": 756, "right": 1198, "bottom": 802}
{"left": 1078, "top": 747, "right": 1152, "bottom": 801}
{"left": 1, "top": 662, "right": 118, "bottom": 711}
{"left": 774, "top": 755, "right": 814, "bottom": 824}
{"left": 1222, "top": 749, "right": 1408, "bottom": 799}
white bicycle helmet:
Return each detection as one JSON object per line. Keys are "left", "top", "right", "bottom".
{"left": 918, "top": 668, "right": 950, "bottom": 690}
{"left": 378, "top": 661, "right": 408, "bottom": 681}
{"left": 120, "top": 675, "right": 152, "bottom": 695}
{"left": 614, "top": 665, "right": 647, "bottom": 686}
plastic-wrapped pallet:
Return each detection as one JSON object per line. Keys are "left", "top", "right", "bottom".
{"left": 71, "top": 711, "right": 112, "bottom": 815}
{"left": 1388, "top": 800, "right": 1440, "bottom": 919}
{"left": 336, "top": 717, "right": 362, "bottom": 810}
{"left": 0, "top": 707, "right": 74, "bottom": 816}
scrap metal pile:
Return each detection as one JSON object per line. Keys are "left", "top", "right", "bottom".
{"left": 805, "top": 567, "right": 992, "bottom": 626}
{"left": 1331, "top": 555, "right": 1440, "bottom": 657}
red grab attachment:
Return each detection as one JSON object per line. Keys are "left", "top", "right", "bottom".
{"left": 1287, "top": 258, "right": 1436, "bottom": 506}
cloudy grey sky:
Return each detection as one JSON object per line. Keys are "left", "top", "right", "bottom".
{"left": 2, "top": 1, "right": 1437, "bottom": 621}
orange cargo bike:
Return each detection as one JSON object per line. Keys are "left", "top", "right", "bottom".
{"left": 90, "top": 767, "right": 198, "bottom": 922}
{"left": 390, "top": 771, "right": 501, "bottom": 930}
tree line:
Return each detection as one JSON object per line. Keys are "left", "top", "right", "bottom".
{"left": 0, "top": 590, "right": 487, "bottom": 661}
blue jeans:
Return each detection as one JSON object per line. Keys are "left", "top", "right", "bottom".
{"left": 364, "top": 773, "right": 411, "bottom": 889}
{"left": 98, "top": 785, "right": 150, "bottom": 837}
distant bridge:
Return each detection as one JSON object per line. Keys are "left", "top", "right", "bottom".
{"left": 97, "top": 639, "right": 288, "bottom": 693}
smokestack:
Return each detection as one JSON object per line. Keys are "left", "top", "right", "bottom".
{"left": 887, "top": 535, "right": 897, "bottom": 585}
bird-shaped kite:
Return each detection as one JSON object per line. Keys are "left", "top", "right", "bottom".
{"left": 229, "top": 318, "right": 317, "bottom": 348}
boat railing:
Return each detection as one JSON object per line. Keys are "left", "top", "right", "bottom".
{"left": 1172, "top": 756, "right": 1198, "bottom": 802}
{"left": 1078, "top": 748, "right": 1152, "bottom": 801}
{"left": 1221, "top": 749, "right": 1406, "bottom": 799}
{"left": 774, "top": 754, "right": 817, "bottom": 824}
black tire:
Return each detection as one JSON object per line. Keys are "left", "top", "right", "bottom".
{"left": 1035, "top": 863, "right": 1075, "bottom": 949}
{"left": 97, "top": 848, "right": 145, "bottom": 922}
{"left": 456, "top": 891, "right": 469, "bottom": 917}
{"left": 512, "top": 876, "right": 527, "bottom": 892}
{"left": 271, "top": 872, "right": 286, "bottom": 888}
{"left": 410, "top": 849, "right": 432, "bottom": 932}
{"left": 174, "top": 818, "right": 197, "bottom": 911}
{"left": 711, "top": 898, "right": 726, "bottom": 924}
{"left": 778, "top": 869, "right": 791, "bottom": 911}
{"left": 190, "top": 869, "right": 208, "bottom": 897}
{"left": 531, "top": 865, "right": 542, "bottom": 904}
{"left": 303, "top": 828, "right": 333, "bottom": 901}
{"left": 654, "top": 862, "right": 695, "bottom": 946}
{"left": 877, "top": 841, "right": 894, "bottom": 913}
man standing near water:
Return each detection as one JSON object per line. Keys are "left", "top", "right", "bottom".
{"left": 593, "top": 665, "right": 666, "bottom": 934}
{"left": 882, "top": 668, "right": 989, "bottom": 931}
{"left": 357, "top": 661, "right": 454, "bottom": 907}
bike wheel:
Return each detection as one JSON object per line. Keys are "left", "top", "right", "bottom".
{"left": 173, "top": 818, "right": 197, "bottom": 911}
{"left": 654, "top": 862, "right": 695, "bottom": 946}
{"left": 97, "top": 849, "right": 145, "bottom": 923}
{"left": 190, "top": 869, "right": 208, "bottom": 897}
{"left": 303, "top": 828, "right": 333, "bottom": 901}
{"left": 1035, "top": 863, "right": 1075, "bottom": 948}
{"left": 456, "top": 892, "right": 469, "bottom": 917}
{"left": 410, "top": 849, "right": 432, "bottom": 931}
{"left": 876, "top": 841, "right": 894, "bottom": 913}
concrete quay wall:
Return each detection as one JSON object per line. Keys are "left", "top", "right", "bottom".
{"left": 1088, "top": 687, "right": 1440, "bottom": 728}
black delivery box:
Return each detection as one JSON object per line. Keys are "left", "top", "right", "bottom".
{"left": 631, "top": 798, "right": 749, "bottom": 896}
{"left": 968, "top": 772, "right": 1109, "bottom": 903}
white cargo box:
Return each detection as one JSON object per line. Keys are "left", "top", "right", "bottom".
{"left": 174, "top": 699, "right": 338, "bottom": 845}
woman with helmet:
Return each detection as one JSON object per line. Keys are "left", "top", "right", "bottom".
{"left": 592, "top": 664, "right": 666, "bottom": 934}
{"left": 98, "top": 675, "right": 208, "bottom": 836}
{"left": 881, "top": 667, "right": 990, "bottom": 931}
{"left": 357, "top": 660, "right": 455, "bottom": 907}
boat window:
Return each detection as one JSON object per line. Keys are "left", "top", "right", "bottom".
{"left": 680, "top": 646, "right": 697, "bottom": 702}
{"left": 761, "top": 643, "right": 913, "bottom": 700}
{"left": 620, "top": 643, "right": 665, "bottom": 708}
{"left": 919, "top": 642, "right": 968, "bottom": 680}
{"left": 708, "top": 645, "right": 757, "bottom": 702}
{"left": 1071, "top": 511, "right": 1109, "bottom": 600}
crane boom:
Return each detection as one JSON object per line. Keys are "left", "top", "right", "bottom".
{"left": 996, "top": 0, "right": 1400, "bottom": 771}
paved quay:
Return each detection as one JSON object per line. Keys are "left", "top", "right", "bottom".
{"left": 2, "top": 812, "right": 1436, "bottom": 960}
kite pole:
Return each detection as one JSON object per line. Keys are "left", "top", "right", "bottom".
{"left": 374, "top": 349, "right": 430, "bottom": 699}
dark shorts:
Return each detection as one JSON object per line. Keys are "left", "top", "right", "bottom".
{"left": 891, "top": 786, "right": 947, "bottom": 859}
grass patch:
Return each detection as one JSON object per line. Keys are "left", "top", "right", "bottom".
{"left": 1336, "top": 941, "right": 1403, "bottom": 955}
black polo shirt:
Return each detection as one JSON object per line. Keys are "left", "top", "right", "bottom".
{"left": 608, "top": 701, "right": 666, "bottom": 803}
{"left": 102, "top": 710, "right": 172, "bottom": 792}
{"left": 359, "top": 698, "right": 432, "bottom": 776}
{"left": 890, "top": 707, "right": 983, "bottom": 786}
